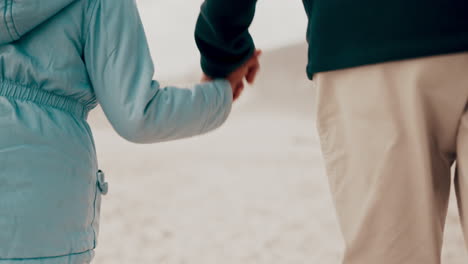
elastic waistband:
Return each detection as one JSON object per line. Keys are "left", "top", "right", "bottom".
{"left": 0, "top": 80, "right": 92, "bottom": 119}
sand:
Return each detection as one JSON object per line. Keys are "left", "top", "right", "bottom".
{"left": 88, "top": 43, "right": 468, "bottom": 264}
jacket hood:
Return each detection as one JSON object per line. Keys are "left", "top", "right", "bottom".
{"left": 0, "top": 0, "right": 77, "bottom": 45}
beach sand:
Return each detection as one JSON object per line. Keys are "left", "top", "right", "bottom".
{"left": 89, "top": 43, "right": 468, "bottom": 264}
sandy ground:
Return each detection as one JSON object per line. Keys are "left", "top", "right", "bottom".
{"left": 88, "top": 44, "right": 468, "bottom": 264}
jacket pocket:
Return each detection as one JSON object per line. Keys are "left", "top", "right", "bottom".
{"left": 91, "top": 170, "right": 109, "bottom": 247}
{"left": 0, "top": 167, "right": 106, "bottom": 259}
{"left": 92, "top": 170, "right": 109, "bottom": 244}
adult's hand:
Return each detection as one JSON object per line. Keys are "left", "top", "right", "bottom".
{"left": 202, "top": 50, "right": 262, "bottom": 101}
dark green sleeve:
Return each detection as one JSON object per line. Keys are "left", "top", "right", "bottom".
{"left": 195, "top": 0, "right": 258, "bottom": 78}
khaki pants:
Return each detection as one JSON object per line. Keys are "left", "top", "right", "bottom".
{"left": 315, "top": 52, "right": 468, "bottom": 264}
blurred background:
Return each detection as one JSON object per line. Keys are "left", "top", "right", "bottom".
{"left": 89, "top": 0, "right": 468, "bottom": 263}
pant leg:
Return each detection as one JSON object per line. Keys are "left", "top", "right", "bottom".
{"left": 315, "top": 52, "right": 468, "bottom": 264}
{"left": 455, "top": 95, "right": 468, "bottom": 251}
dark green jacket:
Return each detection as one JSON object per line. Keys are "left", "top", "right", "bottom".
{"left": 195, "top": 0, "right": 468, "bottom": 80}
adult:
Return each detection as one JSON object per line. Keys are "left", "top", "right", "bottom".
{"left": 195, "top": 1, "right": 468, "bottom": 263}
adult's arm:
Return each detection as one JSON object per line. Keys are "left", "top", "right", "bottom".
{"left": 195, "top": 0, "right": 258, "bottom": 78}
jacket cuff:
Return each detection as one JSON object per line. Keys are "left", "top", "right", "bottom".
{"left": 213, "top": 78, "right": 233, "bottom": 120}
{"left": 201, "top": 79, "right": 233, "bottom": 133}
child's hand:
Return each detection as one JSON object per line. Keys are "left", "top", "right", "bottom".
{"left": 202, "top": 50, "right": 262, "bottom": 101}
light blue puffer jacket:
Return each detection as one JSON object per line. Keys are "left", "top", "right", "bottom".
{"left": 0, "top": 0, "right": 232, "bottom": 263}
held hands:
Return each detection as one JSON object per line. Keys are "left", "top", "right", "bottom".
{"left": 202, "top": 50, "right": 262, "bottom": 101}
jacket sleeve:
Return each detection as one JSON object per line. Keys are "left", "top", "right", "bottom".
{"left": 84, "top": 0, "right": 233, "bottom": 144}
{"left": 195, "top": 0, "right": 258, "bottom": 78}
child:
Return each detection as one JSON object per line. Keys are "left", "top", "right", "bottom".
{"left": 0, "top": 0, "right": 259, "bottom": 263}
